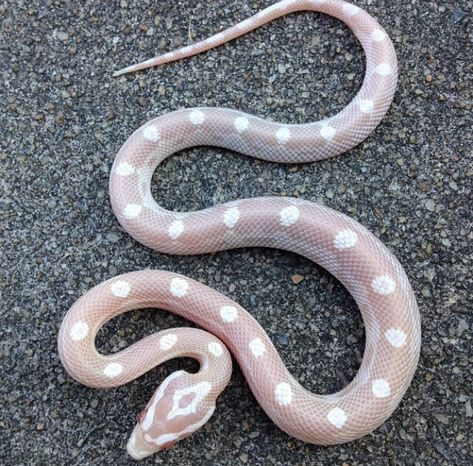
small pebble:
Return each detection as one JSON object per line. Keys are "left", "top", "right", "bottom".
{"left": 277, "top": 334, "right": 289, "bottom": 346}
{"left": 457, "top": 319, "right": 469, "bottom": 337}
{"left": 424, "top": 199, "right": 436, "bottom": 212}
{"left": 450, "top": 10, "right": 466, "bottom": 24}
{"left": 56, "top": 31, "right": 69, "bottom": 40}
{"left": 291, "top": 274, "right": 305, "bottom": 284}
{"left": 106, "top": 232, "right": 120, "bottom": 243}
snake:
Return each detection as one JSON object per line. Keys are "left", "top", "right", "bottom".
{"left": 57, "top": 0, "right": 421, "bottom": 460}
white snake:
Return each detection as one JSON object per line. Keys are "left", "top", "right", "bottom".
{"left": 58, "top": 0, "right": 421, "bottom": 460}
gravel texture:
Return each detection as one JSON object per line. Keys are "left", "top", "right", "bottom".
{"left": 1, "top": 1, "right": 472, "bottom": 465}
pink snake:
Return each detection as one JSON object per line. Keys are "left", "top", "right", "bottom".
{"left": 58, "top": 0, "right": 421, "bottom": 460}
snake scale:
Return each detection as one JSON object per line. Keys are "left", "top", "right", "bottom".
{"left": 58, "top": 0, "right": 421, "bottom": 460}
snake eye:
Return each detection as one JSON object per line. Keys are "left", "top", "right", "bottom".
{"left": 136, "top": 409, "right": 147, "bottom": 423}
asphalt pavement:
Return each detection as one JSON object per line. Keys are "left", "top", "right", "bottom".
{"left": 1, "top": 1, "right": 472, "bottom": 465}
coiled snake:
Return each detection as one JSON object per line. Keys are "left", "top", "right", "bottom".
{"left": 58, "top": 0, "right": 421, "bottom": 460}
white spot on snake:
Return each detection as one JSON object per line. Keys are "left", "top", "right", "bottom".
{"left": 343, "top": 4, "right": 360, "bottom": 16}
{"left": 168, "top": 220, "right": 184, "bottom": 240}
{"left": 280, "top": 206, "right": 300, "bottom": 226}
{"left": 143, "top": 125, "right": 161, "bottom": 142}
{"left": 371, "top": 275, "right": 397, "bottom": 295}
{"left": 160, "top": 333, "right": 178, "bottom": 350}
{"left": 384, "top": 328, "right": 407, "bottom": 348}
{"left": 70, "top": 321, "right": 89, "bottom": 341}
{"left": 223, "top": 207, "right": 240, "bottom": 228}
{"left": 111, "top": 280, "right": 131, "bottom": 298}
{"left": 372, "top": 379, "right": 391, "bottom": 398}
{"left": 276, "top": 127, "right": 291, "bottom": 145}
{"left": 275, "top": 382, "right": 293, "bottom": 406}
{"left": 170, "top": 277, "right": 189, "bottom": 297}
{"left": 334, "top": 229, "right": 358, "bottom": 249}
{"left": 208, "top": 341, "right": 223, "bottom": 357}
{"left": 376, "top": 63, "right": 394, "bottom": 76}
{"left": 371, "top": 29, "right": 387, "bottom": 42}
{"left": 104, "top": 362, "right": 123, "bottom": 378}
{"left": 320, "top": 125, "right": 336, "bottom": 141}
{"left": 189, "top": 110, "right": 205, "bottom": 125}
{"left": 220, "top": 305, "right": 238, "bottom": 322}
{"left": 359, "top": 99, "right": 374, "bottom": 114}
{"left": 123, "top": 204, "right": 142, "bottom": 219}
{"left": 327, "top": 407, "right": 347, "bottom": 428}
{"left": 234, "top": 116, "right": 249, "bottom": 133}
{"left": 116, "top": 162, "right": 135, "bottom": 176}
{"left": 249, "top": 338, "right": 266, "bottom": 358}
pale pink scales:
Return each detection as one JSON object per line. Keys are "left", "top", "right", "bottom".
{"left": 58, "top": 0, "right": 420, "bottom": 460}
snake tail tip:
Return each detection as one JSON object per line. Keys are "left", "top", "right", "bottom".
{"left": 113, "top": 66, "right": 136, "bottom": 78}
{"left": 112, "top": 69, "right": 127, "bottom": 78}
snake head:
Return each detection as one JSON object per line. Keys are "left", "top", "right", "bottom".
{"left": 127, "top": 370, "right": 217, "bottom": 460}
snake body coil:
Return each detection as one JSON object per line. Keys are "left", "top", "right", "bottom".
{"left": 58, "top": 0, "right": 421, "bottom": 460}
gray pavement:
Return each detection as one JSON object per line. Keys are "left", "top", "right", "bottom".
{"left": 1, "top": 1, "right": 472, "bottom": 465}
